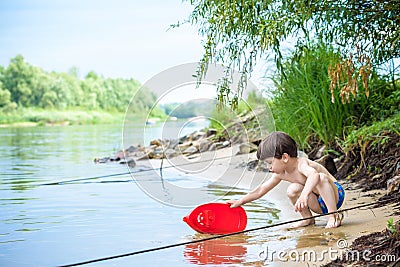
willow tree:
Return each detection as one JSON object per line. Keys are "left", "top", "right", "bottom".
{"left": 183, "top": 0, "right": 400, "bottom": 107}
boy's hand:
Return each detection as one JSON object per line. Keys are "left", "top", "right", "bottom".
{"left": 294, "top": 194, "right": 308, "bottom": 212}
{"left": 227, "top": 199, "right": 241, "bottom": 208}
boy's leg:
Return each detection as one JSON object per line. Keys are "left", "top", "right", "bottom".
{"left": 314, "top": 173, "right": 341, "bottom": 228}
{"left": 286, "top": 183, "right": 321, "bottom": 227}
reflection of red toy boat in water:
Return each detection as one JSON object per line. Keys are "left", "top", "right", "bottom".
{"left": 183, "top": 203, "right": 247, "bottom": 234}
{"left": 184, "top": 236, "right": 247, "bottom": 265}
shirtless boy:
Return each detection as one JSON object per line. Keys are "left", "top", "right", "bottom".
{"left": 228, "top": 131, "right": 345, "bottom": 228}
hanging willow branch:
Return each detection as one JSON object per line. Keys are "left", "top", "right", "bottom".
{"left": 182, "top": 0, "right": 399, "bottom": 108}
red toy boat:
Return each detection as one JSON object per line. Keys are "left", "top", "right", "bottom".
{"left": 183, "top": 203, "right": 247, "bottom": 234}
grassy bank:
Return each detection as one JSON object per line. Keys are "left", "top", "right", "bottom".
{"left": 0, "top": 108, "right": 127, "bottom": 127}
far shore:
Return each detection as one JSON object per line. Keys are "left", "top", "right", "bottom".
{"left": 0, "top": 109, "right": 159, "bottom": 127}
{"left": 0, "top": 122, "right": 40, "bottom": 128}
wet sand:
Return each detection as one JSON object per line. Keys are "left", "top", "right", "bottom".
{"left": 141, "top": 145, "right": 400, "bottom": 266}
{"left": 272, "top": 187, "right": 398, "bottom": 266}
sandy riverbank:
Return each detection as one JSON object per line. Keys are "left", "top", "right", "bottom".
{"left": 274, "top": 186, "right": 398, "bottom": 266}
{"left": 135, "top": 144, "right": 399, "bottom": 266}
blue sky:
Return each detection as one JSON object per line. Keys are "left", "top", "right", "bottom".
{"left": 0, "top": 0, "right": 204, "bottom": 83}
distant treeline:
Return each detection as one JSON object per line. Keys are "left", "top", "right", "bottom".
{"left": 162, "top": 99, "right": 216, "bottom": 118}
{"left": 0, "top": 55, "right": 155, "bottom": 113}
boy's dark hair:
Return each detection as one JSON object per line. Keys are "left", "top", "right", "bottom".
{"left": 256, "top": 131, "right": 298, "bottom": 160}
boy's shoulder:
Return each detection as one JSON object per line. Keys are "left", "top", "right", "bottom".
{"left": 297, "top": 157, "right": 333, "bottom": 177}
{"left": 297, "top": 158, "right": 318, "bottom": 172}
{"left": 297, "top": 157, "right": 310, "bottom": 166}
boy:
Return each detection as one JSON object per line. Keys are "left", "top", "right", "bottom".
{"left": 228, "top": 131, "right": 345, "bottom": 228}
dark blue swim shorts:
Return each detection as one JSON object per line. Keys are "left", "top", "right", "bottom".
{"left": 317, "top": 182, "right": 345, "bottom": 214}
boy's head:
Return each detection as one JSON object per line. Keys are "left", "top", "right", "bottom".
{"left": 256, "top": 131, "right": 298, "bottom": 160}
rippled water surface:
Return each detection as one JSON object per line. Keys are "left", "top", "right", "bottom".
{"left": 0, "top": 123, "right": 297, "bottom": 267}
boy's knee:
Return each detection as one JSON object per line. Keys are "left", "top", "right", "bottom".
{"left": 318, "top": 173, "right": 330, "bottom": 184}
{"left": 315, "top": 173, "right": 332, "bottom": 191}
{"left": 287, "top": 183, "right": 302, "bottom": 198}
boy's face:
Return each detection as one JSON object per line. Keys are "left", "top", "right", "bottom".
{"left": 264, "top": 156, "right": 286, "bottom": 174}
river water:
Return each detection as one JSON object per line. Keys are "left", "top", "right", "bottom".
{"left": 0, "top": 122, "right": 298, "bottom": 267}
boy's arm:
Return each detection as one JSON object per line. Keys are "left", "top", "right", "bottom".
{"left": 295, "top": 162, "right": 320, "bottom": 212}
{"left": 228, "top": 175, "right": 281, "bottom": 208}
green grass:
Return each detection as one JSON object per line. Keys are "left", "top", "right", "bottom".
{"left": 344, "top": 112, "right": 400, "bottom": 150}
{"left": 0, "top": 108, "right": 126, "bottom": 126}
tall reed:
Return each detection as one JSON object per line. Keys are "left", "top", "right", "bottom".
{"left": 271, "top": 43, "right": 356, "bottom": 148}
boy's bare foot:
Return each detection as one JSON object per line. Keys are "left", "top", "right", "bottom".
{"left": 325, "top": 213, "right": 343, "bottom": 228}
{"left": 288, "top": 218, "right": 315, "bottom": 229}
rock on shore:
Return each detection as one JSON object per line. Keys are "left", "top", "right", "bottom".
{"left": 95, "top": 109, "right": 270, "bottom": 166}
